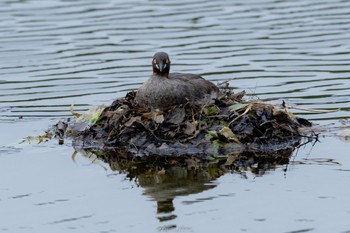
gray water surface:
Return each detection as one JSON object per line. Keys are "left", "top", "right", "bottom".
{"left": 0, "top": 0, "right": 350, "bottom": 232}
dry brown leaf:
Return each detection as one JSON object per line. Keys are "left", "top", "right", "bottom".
{"left": 153, "top": 114, "right": 164, "bottom": 124}
{"left": 184, "top": 121, "right": 196, "bottom": 135}
{"left": 142, "top": 112, "right": 152, "bottom": 119}
{"left": 224, "top": 152, "right": 240, "bottom": 165}
{"left": 125, "top": 116, "right": 142, "bottom": 127}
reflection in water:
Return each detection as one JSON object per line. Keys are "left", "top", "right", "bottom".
{"left": 139, "top": 166, "right": 218, "bottom": 222}
{"left": 77, "top": 148, "right": 295, "bottom": 224}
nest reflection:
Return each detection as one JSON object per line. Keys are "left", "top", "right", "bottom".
{"left": 77, "top": 148, "right": 295, "bottom": 222}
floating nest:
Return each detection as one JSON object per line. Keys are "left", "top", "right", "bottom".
{"left": 72, "top": 86, "right": 314, "bottom": 159}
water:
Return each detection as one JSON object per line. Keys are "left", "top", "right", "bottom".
{"left": 0, "top": 0, "right": 350, "bottom": 232}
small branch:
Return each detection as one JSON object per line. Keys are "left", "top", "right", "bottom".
{"left": 70, "top": 104, "right": 81, "bottom": 118}
{"left": 229, "top": 104, "right": 252, "bottom": 124}
{"left": 217, "top": 77, "right": 235, "bottom": 87}
{"left": 207, "top": 115, "right": 230, "bottom": 118}
{"left": 274, "top": 103, "right": 340, "bottom": 113}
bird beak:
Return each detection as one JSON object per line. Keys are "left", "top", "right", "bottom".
{"left": 158, "top": 62, "right": 164, "bottom": 72}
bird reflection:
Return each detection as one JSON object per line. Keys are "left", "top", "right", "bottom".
{"left": 136, "top": 164, "right": 221, "bottom": 222}
{"left": 76, "top": 149, "right": 294, "bottom": 223}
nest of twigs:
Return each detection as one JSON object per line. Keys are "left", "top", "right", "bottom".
{"left": 73, "top": 87, "right": 313, "bottom": 158}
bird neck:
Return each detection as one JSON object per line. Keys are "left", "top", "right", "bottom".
{"left": 153, "top": 70, "right": 169, "bottom": 78}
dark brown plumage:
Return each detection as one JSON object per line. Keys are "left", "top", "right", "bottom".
{"left": 136, "top": 52, "right": 219, "bottom": 110}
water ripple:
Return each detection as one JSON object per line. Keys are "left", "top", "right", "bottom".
{"left": 0, "top": 0, "right": 349, "bottom": 120}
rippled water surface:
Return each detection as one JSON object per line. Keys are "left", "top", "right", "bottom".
{"left": 1, "top": 0, "right": 350, "bottom": 232}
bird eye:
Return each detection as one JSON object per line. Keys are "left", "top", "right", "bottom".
{"left": 163, "top": 63, "right": 167, "bottom": 69}
{"left": 155, "top": 63, "right": 159, "bottom": 69}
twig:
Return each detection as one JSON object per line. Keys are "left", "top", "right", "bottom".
{"left": 70, "top": 104, "right": 81, "bottom": 118}
{"left": 274, "top": 103, "right": 340, "bottom": 113}
{"left": 229, "top": 104, "right": 252, "bottom": 124}
{"left": 260, "top": 120, "right": 276, "bottom": 126}
{"left": 217, "top": 77, "right": 235, "bottom": 87}
{"left": 187, "top": 107, "right": 200, "bottom": 140}
{"left": 244, "top": 99, "right": 339, "bottom": 114}
{"left": 207, "top": 115, "right": 230, "bottom": 118}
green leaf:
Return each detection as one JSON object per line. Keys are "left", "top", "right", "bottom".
{"left": 220, "top": 120, "right": 229, "bottom": 127}
{"left": 204, "top": 105, "right": 219, "bottom": 116}
{"left": 208, "top": 130, "right": 218, "bottom": 138}
{"left": 229, "top": 103, "right": 249, "bottom": 112}
{"left": 75, "top": 105, "right": 106, "bottom": 124}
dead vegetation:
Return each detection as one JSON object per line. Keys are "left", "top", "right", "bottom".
{"left": 73, "top": 87, "right": 314, "bottom": 158}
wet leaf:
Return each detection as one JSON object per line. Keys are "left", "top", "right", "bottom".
{"left": 125, "top": 116, "right": 142, "bottom": 127}
{"left": 75, "top": 105, "right": 106, "bottom": 124}
{"left": 229, "top": 103, "right": 249, "bottom": 112}
{"left": 205, "top": 133, "right": 213, "bottom": 140}
{"left": 212, "top": 139, "right": 224, "bottom": 150}
{"left": 220, "top": 120, "right": 229, "bottom": 127}
{"left": 204, "top": 105, "right": 219, "bottom": 116}
{"left": 219, "top": 127, "right": 241, "bottom": 144}
{"left": 167, "top": 107, "right": 185, "bottom": 124}
{"left": 153, "top": 114, "right": 164, "bottom": 124}
{"left": 184, "top": 121, "right": 196, "bottom": 135}
{"left": 205, "top": 130, "right": 218, "bottom": 140}
{"left": 116, "top": 105, "right": 129, "bottom": 114}
{"left": 224, "top": 153, "right": 240, "bottom": 165}
{"left": 142, "top": 112, "right": 152, "bottom": 119}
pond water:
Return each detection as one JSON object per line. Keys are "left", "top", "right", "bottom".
{"left": 1, "top": 0, "right": 350, "bottom": 232}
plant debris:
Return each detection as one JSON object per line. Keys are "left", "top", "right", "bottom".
{"left": 71, "top": 87, "right": 314, "bottom": 158}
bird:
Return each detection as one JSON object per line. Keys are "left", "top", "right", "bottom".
{"left": 135, "top": 52, "right": 219, "bottom": 110}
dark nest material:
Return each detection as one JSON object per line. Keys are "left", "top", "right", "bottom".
{"left": 73, "top": 86, "right": 314, "bottom": 159}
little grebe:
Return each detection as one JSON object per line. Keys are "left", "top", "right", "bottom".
{"left": 136, "top": 52, "right": 219, "bottom": 110}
